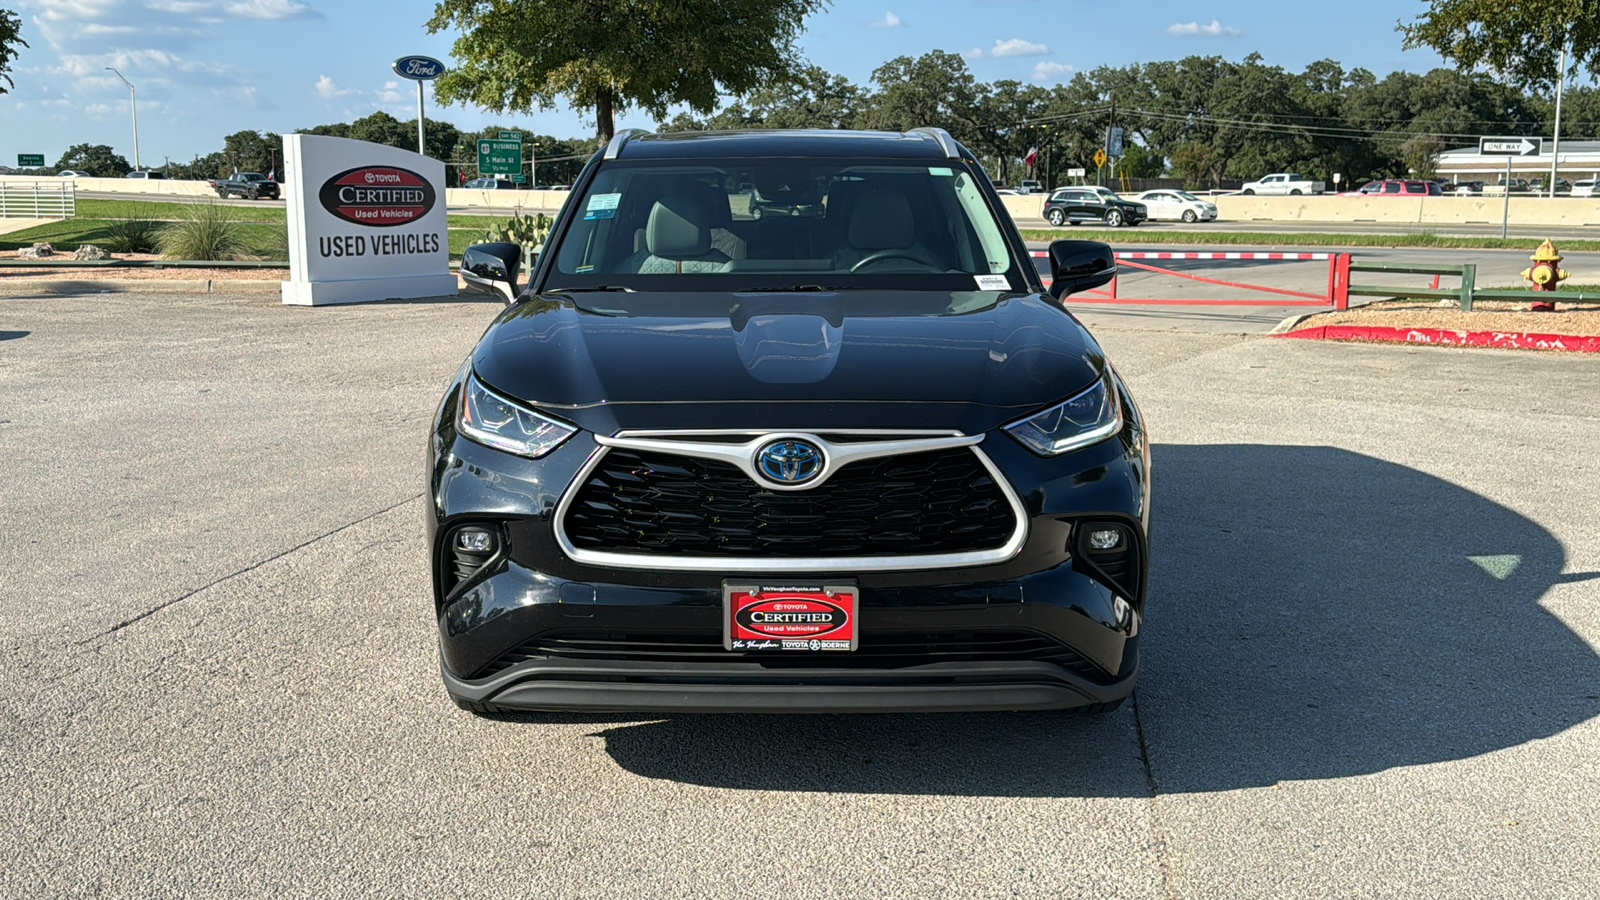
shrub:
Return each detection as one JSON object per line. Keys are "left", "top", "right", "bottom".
{"left": 157, "top": 202, "right": 248, "bottom": 261}
{"left": 103, "top": 216, "right": 164, "bottom": 254}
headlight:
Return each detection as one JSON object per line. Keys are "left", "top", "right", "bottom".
{"left": 457, "top": 371, "right": 576, "bottom": 458}
{"left": 1005, "top": 373, "right": 1124, "bottom": 456}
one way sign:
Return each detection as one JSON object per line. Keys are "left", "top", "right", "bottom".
{"left": 1479, "top": 136, "right": 1543, "bottom": 156}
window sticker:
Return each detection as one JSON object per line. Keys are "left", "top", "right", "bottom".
{"left": 584, "top": 192, "right": 621, "bottom": 220}
{"left": 929, "top": 167, "right": 954, "bottom": 177}
{"left": 575, "top": 265, "right": 595, "bottom": 273}
{"left": 975, "top": 274, "right": 1011, "bottom": 291}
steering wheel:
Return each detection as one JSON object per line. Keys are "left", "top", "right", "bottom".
{"left": 849, "top": 249, "right": 936, "bottom": 272}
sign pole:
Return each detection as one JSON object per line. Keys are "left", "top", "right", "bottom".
{"left": 1503, "top": 156, "right": 1512, "bottom": 239}
{"left": 417, "top": 80, "right": 426, "bottom": 156}
{"left": 1551, "top": 42, "right": 1567, "bottom": 199}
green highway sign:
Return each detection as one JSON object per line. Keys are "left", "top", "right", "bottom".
{"left": 497, "top": 130, "right": 523, "bottom": 142}
{"left": 477, "top": 138, "right": 523, "bottom": 176}
{"left": 17, "top": 154, "right": 45, "bottom": 167}
{"left": 511, "top": 174, "right": 526, "bottom": 184}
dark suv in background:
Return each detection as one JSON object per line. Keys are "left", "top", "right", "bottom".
{"left": 1043, "top": 187, "right": 1147, "bottom": 227}
{"left": 441, "top": 128, "right": 1150, "bottom": 716}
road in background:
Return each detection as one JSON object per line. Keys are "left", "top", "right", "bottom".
{"left": 0, "top": 289, "right": 1596, "bottom": 898}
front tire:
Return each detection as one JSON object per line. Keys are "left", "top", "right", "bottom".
{"left": 1047, "top": 208, "right": 1065, "bottom": 226}
{"left": 1182, "top": 209, "right": 1198, "bottom": 223}
{"left": 1105, "top": 209, "right": 1124, "bottom": 228}
{"left": 246, "top": 189, "right": 259, "bottom": 200}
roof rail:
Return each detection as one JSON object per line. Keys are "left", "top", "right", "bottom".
{"left": 910, "top": 127, "right": 961, "bottom": 159}
{"left": 604, "top": 128, "right": 651, "bottom": 160}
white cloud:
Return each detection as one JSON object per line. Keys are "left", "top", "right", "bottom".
{"left": 376, "top": 80, "right": 406, "bottom": 105}
{"left": 314, "top": 74, "right": 350, "bottom": 99}
{"left": 871, "top": 11, "right": 901, "bottom": 27}
{"left": 966, "top": 38, "right": 1050, "bottom": 59}
{"left": 1033, "top": 61, "right": 1074, "bottom": 82}
{"left": 1166, "top": 19, "right": 1240, "bottom": 37}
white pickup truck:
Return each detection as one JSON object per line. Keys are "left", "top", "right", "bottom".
{"left": 1239, "top": 173, "right": 1325, "bottom": 195}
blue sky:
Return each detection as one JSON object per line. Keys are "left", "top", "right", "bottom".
{"left": 1, "top": 0, "right": 1459, "bottom": 166}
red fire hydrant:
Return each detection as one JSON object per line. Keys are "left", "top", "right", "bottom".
{"left": 1520, "top": 239, "right": 1569, "bottom": 312}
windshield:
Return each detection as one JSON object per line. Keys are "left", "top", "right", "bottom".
{"left": 1174, "top": 191, "right": 1202, "bottom": 202}
{"left": 547, "top": 157, "right": 1022, "bottom": 291}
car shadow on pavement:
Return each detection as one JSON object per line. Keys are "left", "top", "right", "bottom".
{"left": 587, "top": 444, "right": 1600, "bottom": 797}
{"left": 0, "top": 330, "right": 28, "bottom": 341}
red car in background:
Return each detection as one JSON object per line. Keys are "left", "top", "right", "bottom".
{"left": 1341, "top": 179, "right": 1443, "bottom": 197}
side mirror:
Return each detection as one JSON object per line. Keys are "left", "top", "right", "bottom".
{"left": 460, "top": 242, "right": 522, "bottom": 304}
{"left": 1047, "top": 239, "right": 1116, "bottom": 300}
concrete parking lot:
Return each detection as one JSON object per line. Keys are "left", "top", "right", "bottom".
{"left": 2, "top": 289, "right": 1598, "bottom": 898}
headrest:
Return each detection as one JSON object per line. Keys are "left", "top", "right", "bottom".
{"left": 848, "top": 191, "right": 915, "bottom": 250}
{"left": 646, "top": 191, "right": 715, "bottom": 259}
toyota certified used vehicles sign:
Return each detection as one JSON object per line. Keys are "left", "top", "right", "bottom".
{"left": 319, "top": 166, "right": 436, "bottom": 227}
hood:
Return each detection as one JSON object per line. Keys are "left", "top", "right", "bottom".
{"left": 471, "top": 290, "right": 1105, "bottom": 435}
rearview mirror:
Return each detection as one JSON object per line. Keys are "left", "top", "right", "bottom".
{"left": 1047, "top": 239, "right": 1116, "bottom": 300}
{"left": 460, "top": 242, "right": 522, "bottom": 304}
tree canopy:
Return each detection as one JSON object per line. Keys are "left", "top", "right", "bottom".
{"left": 425, "top": 0, "right": 828, "bottom": 141}
{"left": 54, "top": 144, "right": 131, "bottom": 177}
{"left": 1401, "top": 0, "right": 1600, "bottom": 89}
{"left": 1, "top": 7, "right": 25, "bottom": 95}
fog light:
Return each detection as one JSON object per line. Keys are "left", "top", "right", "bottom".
{"left": 456, "top": 528, "right": 496, "bottom": 552}
{"left": 1089, "top": 529, "right": 1122, "bottom": 550}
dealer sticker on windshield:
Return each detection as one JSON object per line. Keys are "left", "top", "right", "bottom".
{"left": 975, "top": 274, "right": 1011, "bottom": 291}
{"left": 724, "top": 583, "right": 858, "bottom": 651}
{"left": 584, "top": 192, "right": 621, "bottom": 220}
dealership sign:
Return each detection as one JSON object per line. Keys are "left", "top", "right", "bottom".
{"left": 392, "top": 55, "right": 446, "bottom": 81}
{"left": 281, "top": 133, "right": 456, "bottom": 306}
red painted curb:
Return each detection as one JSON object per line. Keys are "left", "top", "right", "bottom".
{"left": 1277, "top": 324, "right": 1600, "bottom": 352}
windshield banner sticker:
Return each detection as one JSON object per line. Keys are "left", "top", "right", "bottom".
{"left": 975, "top": 274, "right": 1011, "bottom": 291}
{"left": 585, "top": 192, "right": 622, "bottom": 220}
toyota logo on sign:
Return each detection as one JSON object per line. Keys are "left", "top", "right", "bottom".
{"left": 318, "top": 166, "right": 436, "bottom": 227}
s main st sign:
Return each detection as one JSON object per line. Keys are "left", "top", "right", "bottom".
{"left": 281, "top": 133, "right": 456, "bottom": 305}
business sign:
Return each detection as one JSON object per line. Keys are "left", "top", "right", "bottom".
{"left": 477, "top": 138, "right": 522, "bottom": 175}
{"left": 17, "top": 154, "right": 45, "bottom": 167}
{"left": 1108, "top": 127, "right": 1124, "bottom": 158}
{"left": 280, "top": 133, "right": 456, "bottom": 306}
{"left": 392, "top": 55, "right": 446, "bottom": 81}
{"left": 1479, "top": 136, "right": 1543, "bottom": 156}
{"left": 1067, "top": 167, "right": 1087, "bottom": 177}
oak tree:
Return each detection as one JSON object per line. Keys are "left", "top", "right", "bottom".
{"left": 1401, "top": 0, "right": 1600, "bottom": 88}
{"left": 426, "top": 0, "right": 827, "bottom": 141}
{"left": 1, "top": 7, "right": 25, "bottom": 94}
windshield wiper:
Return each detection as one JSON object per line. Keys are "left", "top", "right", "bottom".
{"left": 737, "top": 284, "right": 857, "bottom": 292}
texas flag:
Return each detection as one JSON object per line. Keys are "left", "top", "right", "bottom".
{"left": 1024, "top": 147, "right": 1038, "bottom": 166}
{"left": 267, "top": 167, "right": 275, "bottom": 181}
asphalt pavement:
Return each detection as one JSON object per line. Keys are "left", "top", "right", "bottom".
{"left": 1, "top": 288, "right": 1598, "bottom": 898}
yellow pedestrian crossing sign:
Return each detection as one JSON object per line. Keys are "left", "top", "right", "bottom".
{"left": 1093, "top": 148, "right": 1108, "bottom": 168}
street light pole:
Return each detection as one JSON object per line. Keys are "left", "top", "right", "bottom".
{"left": 105, "top": 67, "right": 141, "bottom": 171}
{"left": 1550, "top": 42, "right": 1568, "bottom": 199}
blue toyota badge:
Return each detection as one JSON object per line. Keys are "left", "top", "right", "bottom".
{"left": 756, "top": 439, "right": 824, "bottom": 486}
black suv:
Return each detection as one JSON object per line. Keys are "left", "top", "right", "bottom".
{"left": 441, "top": 128, "right": 1150, "bottom": 715}
{"left": 213, "top": 172, "right": 279, "bottom": 200}
{"left": 1043, "top": 187, "right": 1147, "bottom": 227}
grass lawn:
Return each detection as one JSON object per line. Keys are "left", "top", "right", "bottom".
{"left": 1016, "top": 227, "right": 1600, "bottom": 252}
{"left": 2, "top": 215, "right": 501, "bottom": 260}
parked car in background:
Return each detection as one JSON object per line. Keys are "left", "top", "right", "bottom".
{"left": 1451, "top": 180, "right": 1486, "bottom": 196}
{"left": 1043, "top": 187, "right": 1147, "bottom": 227}
{"left": 1343, "top": 179, "right": 1442, "bottom": 197}
{"left": 57, "top": 170, "right": 90, "bottom": 178}
{"left": 1240, "top": 173, "right": 1326, "bottom": 195}
{"left": 125, "top": 170, "right": 165, "bottom": 180}
{"left": 1131, "top": 189, "right": 1218, "bottom": 222}
{"left": 1570, "top": 179, "right": 1599, "bottom": 198}
{"left": 213, "top": 172, "right": 280, "bottom": 200}
{"left": 463, "top": 177, "right": 522, "bottom": 189}
{"left": 1018, "top": 179, "right": 1044, "bottom": 194}
{"left": 995, "top": 189, "right": 1020, "bottom": 196}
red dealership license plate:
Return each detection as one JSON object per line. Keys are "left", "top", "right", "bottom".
{"left": 723, "top": 583, "right": 858, "bottom": 652}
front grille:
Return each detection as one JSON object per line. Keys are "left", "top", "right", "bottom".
{"left": 562, "top": 447, "right": 1016, "bottom": 557}
{"left": 480, "top": 630, "right": 1103, "bottom": 679}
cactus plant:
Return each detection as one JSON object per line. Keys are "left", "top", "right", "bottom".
{"left": 484, "top": 211, "right": 553, "bottom": 263}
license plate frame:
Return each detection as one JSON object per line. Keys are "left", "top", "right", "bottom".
{"left": 723, "top": 582, "right": 859, "bottom": 652}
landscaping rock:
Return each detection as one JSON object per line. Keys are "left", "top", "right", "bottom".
{"left": 18, "top": 243, "right": 55, "bottom": 259}
{"left": 73, "top": 244, "right": 109, "bottom": 261}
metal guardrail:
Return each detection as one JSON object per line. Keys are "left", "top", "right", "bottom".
{"left": 1341, "top": 257, "right": 1600, "bottom": 310}
{"left": 0, "top": 181, "right": 76, "bottom": 218}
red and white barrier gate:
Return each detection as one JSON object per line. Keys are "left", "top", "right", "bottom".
{"left": 1032, "top": 250, "right": 1350, "bottom": 307}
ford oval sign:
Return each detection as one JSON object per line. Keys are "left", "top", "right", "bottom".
{"left": 318, "top": 166, "right": 437, "bottom": 227}
{"left": 392, "top": 55, "right": 446, "bottom": 81}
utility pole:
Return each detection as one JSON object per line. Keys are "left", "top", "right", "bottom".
{"left": 106, "top": 67, "right": 141, "bottom": 171}
{"left": 1551, "top": 41, "right": 1568, "bottom": 199}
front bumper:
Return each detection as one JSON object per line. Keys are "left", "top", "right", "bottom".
{"left": 427, "top": 374, "right": 1150, "bottom": 714}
